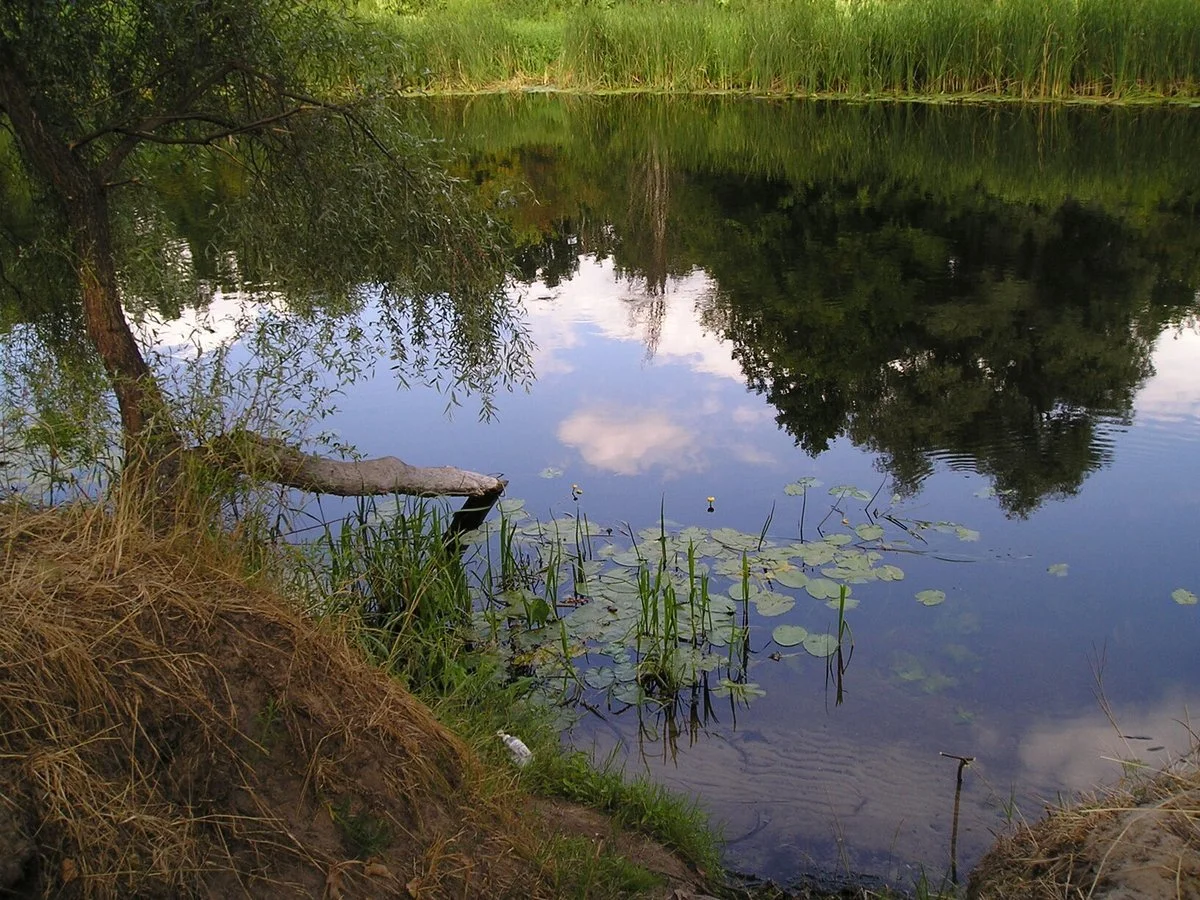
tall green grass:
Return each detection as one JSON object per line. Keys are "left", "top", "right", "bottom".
{"left": 299, "top": 495, "right": 725, "bottom": 880}
{"left": 374, "top": 0, "right": 1200, "bottom": 100}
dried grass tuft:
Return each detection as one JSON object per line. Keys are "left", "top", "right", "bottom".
{"left": 0, "top": 501, "right": 543, "bottom": 898}
{"left": 968, "top": 738, "right": 1200, "bottom": 900}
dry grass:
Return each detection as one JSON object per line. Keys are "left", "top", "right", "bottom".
{"left": 0, "top": 501, "right": 560, "bottom": 898}
{"left": 968, "top": 737, "right": 1200, "bottom": 899}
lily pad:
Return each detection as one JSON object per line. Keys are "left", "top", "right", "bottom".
{"left": 855, "top": 523, "right": 885, "bottom": 541}
{"left": 829, "top": 485, "right": 871, "bottom": 501}
{"left": 583, "top": 667, "right": 617, "bottom": 689}
{"left": 753, "top": 591, "right": 796, "bottom": 617}
{"left": 539, "top": 467, "right": 563, "bottom": 479}
{"left": 1173, "top": 588, "right": 1198, "bottom": 606}
{"left": 609, "top": 548, "right": 645, "bottom": 568}
{"left": 772, "top": 568, "right": 809, "bottom": 589}
{"left": 825, "top": 596, "right": 860, "bottom": 611}
{"left": 784, "top": 477, "right": 821, "bottom": 495}
{"left": 712, "top": 679, "right": 767, "bottom": 700}
{"left": 799, "top": 542, "right": 838, "bottom": 566}
{"left": 916, "top": 589, "right": 946, "bottom": 607}
{"left": 802, "top": 632, "right": 839, "bottom": 658}
{"left": 497, "top": 498, "right": 527, "bottom": 516}
{"left": 1047, "top": 563, "right": 1069, "bottom": 577}
{"left": 705, "top": 595, "right": 738, "bottom": 616}
{"left": 712, "top": 527, "right": 762, "bottom": 552}
{"left": 728, "top": 582, "right": 761, "bottom": 602}
{"left": 772, "top": 624, "right": 809, "bottom": 647}
{"left": 878, "top": 564, "right": 905, "bottom": 582}
{"left": 805, "top": 578, "right": 841, "bottom": 601}
{"left": 955, "top": 526, "right": 981, "bottom": 542}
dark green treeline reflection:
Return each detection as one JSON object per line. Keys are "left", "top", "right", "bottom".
{"left": 424, "top": 95, "right": 1200, "bottom": 515}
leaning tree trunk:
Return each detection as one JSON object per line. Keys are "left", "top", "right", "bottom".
{"left": 0, "top": 60, "right": 181, "bottom": 494}
{"left": 2, "top": 59, "right": 503, "bottom": 518}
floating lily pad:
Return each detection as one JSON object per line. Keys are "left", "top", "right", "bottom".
{"left": 728, "top": 582, "right": 761, "bottom": 602}
{"left": 878, "top": 564, "right": 905, "bottom": 581}
{"left": 855, "top": 523, "right": 885, "bottom": 541}
{"left": 497, "top": 498, "right": 526, "bottom": 516}
{"left": 609, "top": 548, "right": 645, "bottom": 568}
{"left": 539, "top": 467, "right": 563, "bottom": 479}
{"left": 784, "top": 477, "right": 821, "bottom": 495}
{"left": 829, "top": 485, "right": 871, "bottom": 501}
{"left": 712, "top": 527, "right": 762, "bottom": 552}
{"left": 753, "top": 591, "right": 796, "bottom": 617}
{"left": 1173, "top": 588, "right": 1198, "bottom": 606}
{"left": 799, "top": 542, "right": 838, "bottom": 566}
{"left": 582, "top": 667, "right": 617, "bottom": 689}
{"left": 772, "top": 624, "right": 809, "bottom": 647}
{"left": 916, "top": 589, "right": 946, "bottom": 607}
{"left": 825, "top": 595, "right": 860, "bottom": 611}
{"left": 805, "top": 578, "right": 842, "bottom": 601}
{"left": 802, "top": 632, "right": 839, "bottom": 658}
{"left": 1047, "top": 563, "right": 1069, "bottom": 577}
{"left": 772, "top": 567, "right": 809, "bottom": 589}
{"left": 706, "top": 595, "right": 738, "bottom": 616}
{"left": 712, "top": 679, "right": 767, "bottom": 700}
{"left": 955, "top": 526, "right": 981, "bottom": 542}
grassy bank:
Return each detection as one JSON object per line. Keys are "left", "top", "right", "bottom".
{"left": 365, "top": 0, "right": 1200, "bottom": 101}
{"left": 0, "top": 496, "right": 723, "bottom": 898}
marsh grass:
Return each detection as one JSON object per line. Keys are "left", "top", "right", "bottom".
{"left": 379, "top": 0, "right": 1200, "bottom": 100}
{"left": 303, "top": 495, "right": 726, "bottom": 880}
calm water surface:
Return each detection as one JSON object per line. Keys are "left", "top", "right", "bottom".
{"left": 177, "top": 97, "right": 1200, "bottom": 887}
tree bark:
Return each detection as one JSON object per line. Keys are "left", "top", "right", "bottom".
{"left": 207, "top": 432, "right": 506, "bottom": 498}
{"left": 0, "top": 59, "right": 179, "bottom": 473}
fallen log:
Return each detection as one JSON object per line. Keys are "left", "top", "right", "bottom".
{"left": 205, "top": 431, "right": 506, "bottom": 498}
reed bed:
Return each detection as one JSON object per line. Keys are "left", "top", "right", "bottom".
{"left": 378, "top": 0, "right": 1200, "bottom": 100}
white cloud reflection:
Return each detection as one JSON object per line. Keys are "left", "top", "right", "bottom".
{"left": 524, "top": 256, "right": 744, "bottom": 383}
{"left": 1017, "top": 690, "right": 1200, "bottom": 795}
{"left": 557, "top": 407, "right": 704, "bottom": 477}
{"left": 1136, "top": 322, "right": 1200, "bottom": 424}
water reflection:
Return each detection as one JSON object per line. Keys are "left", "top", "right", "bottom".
{"left": 410, "top": 95, "right": 1200, "bottom": 887}
{"left": 558, "top": 406, "right": 702, "bottom": 476}
{"left": 436, "top": 95, "right": 1200, "bottom": 515}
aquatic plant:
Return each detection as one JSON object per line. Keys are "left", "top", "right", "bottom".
{"left": 460, "top": 480, "right": 976, "bottom": 715}
{"left": 381, "top": 0, "right": 1200, "bottom": 101}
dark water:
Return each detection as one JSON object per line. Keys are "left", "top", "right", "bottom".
{"left": 172, "top": 97, "right": 1200, "bottom": 887}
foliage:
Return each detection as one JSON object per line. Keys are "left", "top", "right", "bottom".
{"left": 376, "top": 0, "right": 1200, "bottom": 100}
{"left": 300, "top": 494, "right": 726, "bottom": 882}
{"left": 458, "top": 486, "right": 973, "bottom": 716}
{"left": 0, "top": 0, "right": 532, "bottom": 479}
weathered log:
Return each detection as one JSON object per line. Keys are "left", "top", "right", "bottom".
{"left": 206, "top": 431, "right": 506, "bottom": 498}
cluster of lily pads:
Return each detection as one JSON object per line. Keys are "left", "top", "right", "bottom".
{"left": 462, "top": 481, "right": 981, "bottom": 710}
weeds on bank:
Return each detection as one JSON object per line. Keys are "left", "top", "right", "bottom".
{"left": 302, "top": 495, "right": 725, "bottom": 883}
{"left": 374, "top": 0, "right": 1200, "bottom": 101}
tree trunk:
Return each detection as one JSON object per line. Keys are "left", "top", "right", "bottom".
{"left": 206, "top": 432, "right": 507, "bottom": 498}
{"left": 0, "top": 60, "right": 181, "bottom": 483}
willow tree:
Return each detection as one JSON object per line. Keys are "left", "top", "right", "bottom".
{"left": 0, "top": 0, "right": 524, "bottom": 499}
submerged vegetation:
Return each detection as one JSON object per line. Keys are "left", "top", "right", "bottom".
{"left": 371, "top": 0, "right": 1200, "bottom": 101}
